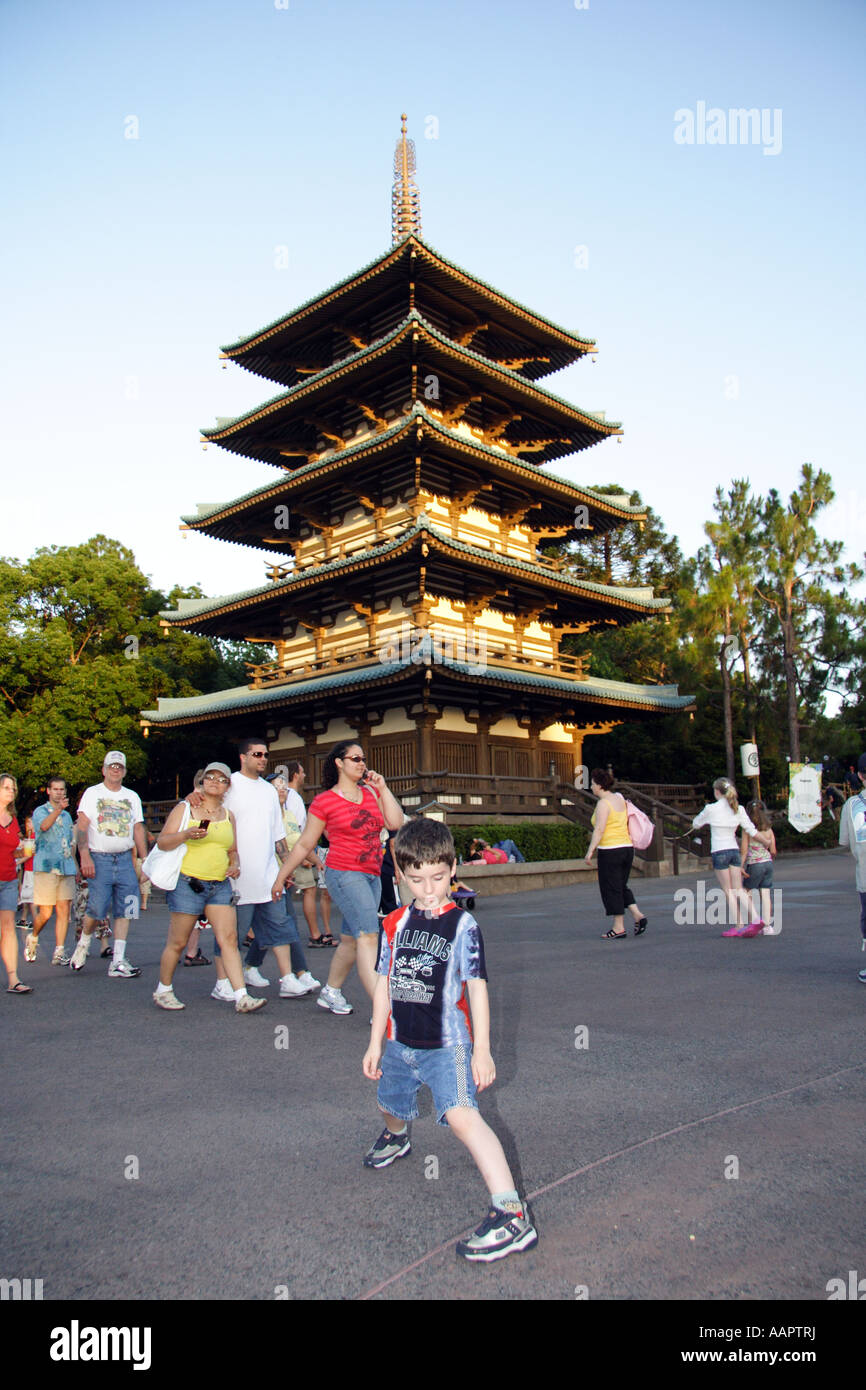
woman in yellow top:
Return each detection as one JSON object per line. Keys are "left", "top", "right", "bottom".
{"left": 584, "top": 768, "right": 648, "bottom": 940}
{"left": 152, "top": 762, "right": 265, "bottom": 1014}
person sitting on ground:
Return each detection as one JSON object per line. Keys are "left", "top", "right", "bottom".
{"left": 464, "top": 838, "right": 508, "bottom": 865}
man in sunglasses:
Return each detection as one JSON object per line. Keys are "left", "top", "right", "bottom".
{"left": 192, "top": 738, "right": 313, "bottom": 1001}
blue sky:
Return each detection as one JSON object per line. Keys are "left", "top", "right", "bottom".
{"left": 3, "top": 0, "right": 864, "bottom": 599}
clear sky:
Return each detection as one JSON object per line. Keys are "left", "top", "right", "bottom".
{"left": 3, "top": 0, "right": 864, "bottom": 600}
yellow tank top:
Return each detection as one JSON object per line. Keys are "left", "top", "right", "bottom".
{"left": 593, "top": 801, "right": 632, "bottom": 849}
{"left": 182, "top": 815, "right": 233, "bottom": 881}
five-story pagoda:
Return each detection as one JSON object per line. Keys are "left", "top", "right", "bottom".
{"left": 143, "top": 118, "right": 693, "bottom": 815}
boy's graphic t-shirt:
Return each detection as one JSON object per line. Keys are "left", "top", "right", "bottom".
{"left": 376, "top": 902, "right": 487, "bottom": 1050}
{"left": 77, "top": 784, "right": 144, "bottom": 853}
{"left": 308, "top": 786, "right": 384, "bottom": 874}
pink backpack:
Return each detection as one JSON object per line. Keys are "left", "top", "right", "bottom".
{"left": 626, "top": 800, "right": 654, "bottom": 850}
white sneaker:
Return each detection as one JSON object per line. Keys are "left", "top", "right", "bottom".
{"left": 51, "top": 947, "right": 71, "bottom": 966}
{"left": 317, "top": 984, "right": 353, "bottom": 1014}
{"left": 297, "top": 971, "right": 321, "bottom": 990}
{"left": 280, "top": 973, "right": 312, "bottom": 998}
{"left": 108, "top": 957, "right": 142, "bottom": 978}
{"left": 244, "top": 967, "right": 270, "bottom": 987}
{"left": 24, "top": 932, "right": 39, "bottom": 962}
{"left": 236, "top": 992, "right": 267, "bottom": 1013}
{"left": 153, "top": 987, "right": 185, "bottom": 1010}
{"left": 69, "top": 937, "right": 91, "bottom": 971}
{"left": 211, "top": 979, "right": 235, "bottom": 1002}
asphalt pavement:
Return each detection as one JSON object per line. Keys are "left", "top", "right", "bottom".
{"left": 2, "top": 849, "right": 864, "bottom": 1303}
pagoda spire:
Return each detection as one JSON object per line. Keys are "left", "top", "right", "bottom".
{"left": 391, "top": 112, "right": 422, "bottom": 243}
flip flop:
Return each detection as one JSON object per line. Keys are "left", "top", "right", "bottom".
{"left": 7, "top": 980, "right": 33, "bottom": 993}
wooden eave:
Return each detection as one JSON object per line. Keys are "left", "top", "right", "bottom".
{"left": 163, "top": 525, "right": 666, "bottom": 641}
{"left": 202, "top": 317, "right": 619, "bottom": 468}
{"left": 186, "top": 416, "right": 643, "bottom": 553}
{"left": 221, "top": 236, "right": 596, "bottom": 385}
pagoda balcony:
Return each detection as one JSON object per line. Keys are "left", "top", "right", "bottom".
{"left": 246, "top": 642, "right": 589, "bottom": 688}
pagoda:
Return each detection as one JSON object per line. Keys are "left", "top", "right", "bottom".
{"left": 142, "top": 118, "right": 694, "bottom": 815}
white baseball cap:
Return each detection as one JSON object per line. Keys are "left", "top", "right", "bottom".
{"left": 103, "top": 751, "right": 127, "bottom": 769}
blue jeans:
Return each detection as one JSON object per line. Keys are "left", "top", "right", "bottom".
{"left": 377, "top": 1040, "right": 478, "bottom": 1127}
{"left": 233, "top": 895, "right": 308, "bottom": 974}
{"left": 86, "top": 851, "right": 141, "bottom": 921}
{"left": 324, "top": 868, "right": 381, "bottom": 938}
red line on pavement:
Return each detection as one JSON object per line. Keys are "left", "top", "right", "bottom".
{"left": 357, "top": 1059, "right": 866, "bottom": 1300}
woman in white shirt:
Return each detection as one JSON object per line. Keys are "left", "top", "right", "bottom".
{"left": 692, "top": 779, "right": 769, "bottom": 937}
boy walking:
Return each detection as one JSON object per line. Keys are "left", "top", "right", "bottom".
{"left": 362, "top": 818, "right": 537, "bottom": 1263}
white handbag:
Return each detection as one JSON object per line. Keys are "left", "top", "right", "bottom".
{"left": 141, "top": 802, "right": 192, "bottom": 891}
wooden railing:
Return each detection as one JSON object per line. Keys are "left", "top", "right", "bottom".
{"left": 247, "top": 643, "right": 588, "bottom": 688}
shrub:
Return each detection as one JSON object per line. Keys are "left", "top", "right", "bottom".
{"left": 773, "top": 815, "right": 843, "bottom": 852}
{"left": 452, "top": 821, "right": 589, "bottom": 863}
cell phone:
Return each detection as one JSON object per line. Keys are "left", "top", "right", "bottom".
{"left": 198, "top": 820, "right": 211, "bottom": 833}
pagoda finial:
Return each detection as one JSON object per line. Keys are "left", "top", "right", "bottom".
{"left": 392, "top": 112, "right": 422, "bottom": 244}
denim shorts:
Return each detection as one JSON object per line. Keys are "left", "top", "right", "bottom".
{"left": 0, "top": 878, "right": 18, "bottom": 912}
{"left": 711, "top": 848, "right": 742, "bottom": 870}
{"left": 86, "top": 851, "right": 141, "bottom": 921}
{"left": 743, "top": 860, "right": 774, "bottom": 891}
{"left": 377, "top": 1039, "right": 478, "bottom": 1127}
{"left": 166, "top": 872, "right": 233, "bottom": 915}
{"left": 324, "top": 867, "right": 380, "bottom": 939}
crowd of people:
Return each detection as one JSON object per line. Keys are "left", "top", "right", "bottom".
{"left": 2, "top": 743, "right": 865, "bottom": 1263}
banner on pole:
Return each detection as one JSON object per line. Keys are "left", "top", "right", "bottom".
{"left": 788, "top": 762, "right": 822, "bottom": 833}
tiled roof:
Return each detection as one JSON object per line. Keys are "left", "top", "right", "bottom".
{"left": 202, "top": 311, "right": 620, "bottom": 440}
{"left": 141, "top": 659, "right": 693, "bottom": 724}
{"left": 220, "top": 235, "right": 595, "bottom": 355}
{"left": 184, "top": 403, "right": 642, "bottom": 526}
{"left": 160, "top": 518, "right": 667, "bottom": 624}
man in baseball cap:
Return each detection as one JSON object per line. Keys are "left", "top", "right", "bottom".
{"left": 71, "top": 751, "right": 147, "bottom": 976}
{"left": 839, "top": 753, "right": 866, "bottom": 984}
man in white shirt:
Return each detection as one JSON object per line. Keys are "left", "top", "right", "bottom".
{"left": 71, "top": 752, "right": 147, "bottom": 977}
{"left": 207, "top": 738, "right": 313, "bottom": 1001}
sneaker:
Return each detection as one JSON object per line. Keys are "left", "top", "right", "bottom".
{"left": 858, "top": 969, "right": 866, "bottom": 984}
{"left": 721, "top": 925, "right": 749, "bottom": 937}
{"left": 280, "top": 973, "right": 312, "bottom": 998}
{"left": 24, "top": 932, "right": 39, "bottom": 962}
{"left": 51, "top": 947, "right": 71, "bottom": 966}
{"left": 107, "top": 958, "right": 142, "bottom": 978}
{"left": 456, "top": 1207, "right": 538, "bottom": 1263}
{"left": 363, "top": 1127, "right": 411, "bottom": 1169}
{"left": 235, "top": 992, "right": 267, "bottom": 1013}
{"left": 69, "top": 937, "right": 91, "bottom": 971}
{"left": 211, "top": 979, "right": 235, "bottom": 1002}
{"left": 296, "top": 970, "right": 321, "bottom": 991}
{"left": 739, "top": 920, "right": 765, "bottom": 938}
{"left": 317, "top": 984, "right": 353, "bottom": 1014}
{"left": 243, "top": 966, "right": 270, "bottom": 987}
{"left": 153, "top": 987, "right": 185, "bottom": 1010}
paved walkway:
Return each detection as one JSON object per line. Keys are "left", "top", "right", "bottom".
{"left": 3, "top": 849, "right": 863, "bottom": 1301}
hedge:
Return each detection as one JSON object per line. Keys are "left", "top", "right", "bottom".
{"left": 452, "top": 821, "right": 589, "bottom": 864}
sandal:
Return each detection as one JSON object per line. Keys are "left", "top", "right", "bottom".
{"left": 319, "top": 934, "right": 338, "bottom": 947}
{"left": 601, "top": 929, "right": 627, "bottom": 939}
{"left": 183, "top": 949, "right": 211, "bottom": 966}
{"left": 7, "top": 980, "right": 33, "bottom": 993}
{"left": 308, "top": 936, "right": 326, "bottom": 948}
{"left": 634, "top": 918, "right": 648, "bottom": 936}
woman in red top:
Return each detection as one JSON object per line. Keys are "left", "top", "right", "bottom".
{"left": 0, "top": 773, "right": 32, "bottom": 994}
{"left": 272, "top": 741, "right": 404, "bottom": 1015}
